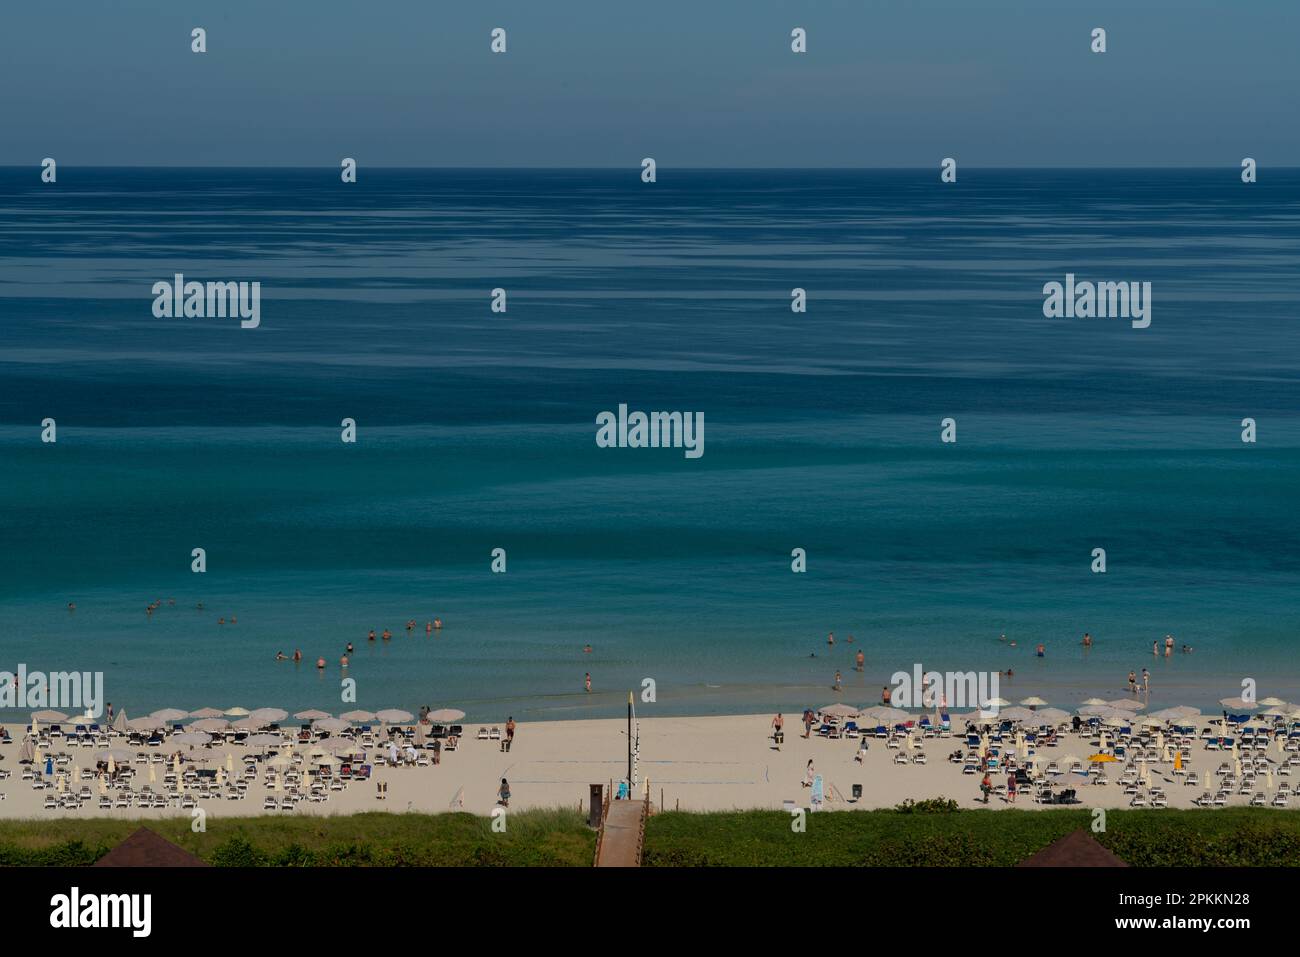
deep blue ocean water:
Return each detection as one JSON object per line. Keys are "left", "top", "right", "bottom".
{"left": 1, "top": 168, "right": 1298, "bottom": 721}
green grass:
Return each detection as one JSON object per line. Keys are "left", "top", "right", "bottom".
{"left": 7, "top": 806, "right": 1300, "bottom": 866}
{"left": 643, "top": 807, "right": 1300, "bottom": 867}
{"left": 0, "top": 808, "right": 596, "bottom": 867}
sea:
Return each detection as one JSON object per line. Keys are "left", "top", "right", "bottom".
{"left": 1, "top": 167, "right": 1298, "bottom": 722}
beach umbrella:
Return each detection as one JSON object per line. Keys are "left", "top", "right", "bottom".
{"left": 245, "top": 733, "right": 283, "bottom": 747}
{"left": 1138, "top": 716, "right": 1166, "bottom": 728}
{"left": 111, "top": 710, "right": 128, "bottom": 733}
{"left": 190, "top": 718, "right": 229, "bottom": 733}
{"left": 1174, "top": 751, "right": 1183, "bottom": 771}
{"left": 33, "top": 710, "right": 71, "bottom": 724}
{"left": 19, "top": 738, "right": 35, "bottom": 763}
{"left": 1259, "top": 697, "right": 1289, "bottom": 707}
{"left": 1088, "top": 753, "right": 1119, "bottom": 763}
{"left": 127, "top": 717, "right": 162, "bottom": 731}
{"left": 413, "top": 723, "right": 427, "bottom": 746}
{"left": 249, "top": 708, "right": 288, "bottom": 724}
{"left": 150, "top": 708, "right": 188, "bottom": 723}
{"left": 188, "top": 707, "right": 225, "bottom": 719}
{"left": 375, "top": 709, "right": 413, "bottom": 723}
{"left": 225, "top": 753, "right": 234, "bottom": 773}
{"left": 1058, "top": 754, "right": 1083, "bottom": 769}
{"left": 313, "top": 738, "right": 359, "bottom": 754}
{"left": 294, "top": 709, "right": 331, "bottom": 721}
{"left": 311, "top": 754, "right": 339, "bottom": 767}
{"left": 339, "top": 710, "right": 377, "bottom": 722}
{"left": 172, "top": 753, "right": 181, "bottom": 773}
{"left": 224, "top": 707, "right": 250, "bottom": 716}
{"left": 1077, "top": 705, "right": 1112, "bottom": 716}
{"left": 1220, "top": 697, "right": 1257, "bottom": 711}
{"left": 1020, "top": 697, "right": 1048, "bottom": 707}
{"left": 267, "top": 753, "right": 293, "bottom": 768}
{"left": 312, "top": 717, "right": 349, "bottom": 733}
{"left": 985, "top": 697, "right": 1011, "bottom": 708}
{"left": 426, "top": 708, "right": 465, "bottom": 722}
{"left": 44, "top": 755, "right": 53, "bottom": 775}
{"left": 818, "top": 703, "right": 860, "bottom": 719}
{"left": 1035, "top": 708, "right": 1070, "bottom": 724}
{"left": 231, "top": 717, "right": 263, "bottom": 731}
{"left": 1105, "top": 699, "right": 1144, "bottom": 711}
{"left": 1080, "top": 698, "right": 1107, "bottom": 706}
{"left": 148, "top": 763, "right": 156, "bottom": 783}
{"left": 172, "top": 732, "right": 211, "bottom": 746}
{"left": 1141, "top": 766, "right": 1150, "bottom": 787}
{"left": 98, "top": 776, "right": 107, "bottom": 795}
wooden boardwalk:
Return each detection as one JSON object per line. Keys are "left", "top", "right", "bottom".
{"left": 594, "top": 798, "right": 647, "bottom": 867}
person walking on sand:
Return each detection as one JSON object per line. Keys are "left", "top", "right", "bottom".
{"left": 585, "top": 672, "right": 592, "bottom": 693}
{"left": 803, "top": 759, "right": 815, "bottom": 788}
{"left": 1006, "top": 771, "right": 1017, "bottom": 804}
{"left": 855, "top": 649, "right": 864, "bottom": 672}
{"left": 497, "top": 778, "right": 511, "bottom": 808}
{"left": 771, "top": 713, "right": 784, "bottom": 749}
{"left": 502, "top": 716, "right": 515, "bottom": 752}
{"left": 980, "top": 772, "right": 992, "bottom": 804}
{"left": 803, "top": 709, "right": 814, "bottom": 738}
{"left": 1141, "top": 668, "right": 1150, "bottom": 692}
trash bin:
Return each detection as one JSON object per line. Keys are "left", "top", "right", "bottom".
{"left": 852, "top": 784, "right": 863, "bottom": 801}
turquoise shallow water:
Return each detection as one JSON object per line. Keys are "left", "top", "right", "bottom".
{"left": 2, "top": 169, "right": 1299, "bottom": 720}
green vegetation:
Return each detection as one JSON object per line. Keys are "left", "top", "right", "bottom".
{"left": 0, "top": 809, "right": 595, "bottom": 867}
{"left": 4, "top": 806, "right": 1299, "bottom": 866}
{"left": 642, "top": 808, "right": 1300, "bottom": 867}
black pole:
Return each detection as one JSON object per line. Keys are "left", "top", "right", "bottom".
{"left": 627, "top": 692, "right": 633, "bottom": 784}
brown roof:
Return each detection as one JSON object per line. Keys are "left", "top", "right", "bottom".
{"left": 1017, "top": 829, "right": 1129, "bottom": 867}
{"left": 94, "top": 827, "right": 209, "bottom": 868}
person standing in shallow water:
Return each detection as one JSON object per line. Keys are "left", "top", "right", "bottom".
{"left": 585, "top": 672, "right": 591, "bottom": 693}
{"left": 855, "top": 649, "right": 865, "bottom": 672}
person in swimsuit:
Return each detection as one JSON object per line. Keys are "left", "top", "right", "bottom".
{"left": 855, "top": 650, "right": 865, "bottom": 672}
{"left": 275, "top": 651, "right": 288, "bottom": 660}
{"left": 346, "top": 642, "right": 354, "bottom": 654}
{"left": 426, "top": 621, "right": 433, "bottom": 634}
{"left": 585, "top": 672, "right": 592, "bottom": 693}
{"left": 293, "top": 649, "right": 302, "bottom": 662}
{"left": 503, "top": 716, "right": 515, "bottom": 752}
{"left": 497, "top": 778, "right": 511, "bottom": 807}
{"left": 771, "top": 713, "right": 783, "bottom": 749}
{"left": 1035, "top": 643, "right": 1045, "bottom": 657}
{"left": 833, "top": 670, "right": 842, "bottom": 692}
{"left": 827, "top": 632, "right": 834, "bottom": 647}
{"left": 1082, "top": 633, "right": 1092, "bottom": 647}
{"left": 1127, "top": 670, "right": 1137, "bottom": 692}
{"left": 316, "top": 657, "right": 326, "bottom": 670}
{"left": 368, "top": 630, "right": 376, "bottom": 642}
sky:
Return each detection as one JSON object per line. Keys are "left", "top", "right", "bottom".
{"left": 1, "top": 0, "right": 1297, "bottom": 167}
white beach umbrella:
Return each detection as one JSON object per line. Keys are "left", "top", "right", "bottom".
{"left": 172, "top": 731, "right": 211, "bottom": 746}
{"left": 312, "top": 717, "right": 349, "bottom": 733}
{"left": 231, "top": 717, "right": 263, "bottom": 731}
{"left": 1019, "top": 697, "right": 1049, "bottom": 707}
{"left": 339, "top": 710, "right": 377, "bottom": 722}
{"left": 267, "top": 753, "right": 294, "bottom": 769}
{"left": 190, "top": 718, "right": 229, "bottom": 733}
{"left": 1034, "top": 708, "right": 1070, "bottom": 724}
{"left": 1080, "top": 698, "right": 1107, "bottom": 706}
{"left": 1220, "top": 697, "right": 1257, "bottom": 711}
{"left": 1259, "top": 697, "right": 1289, "bottom": 707}
{"left": 426, "top": 708, "right": 465, "bottom": 723}
{"left": 150, "top": 708, "right": 188, "bottom": 723}
{"left": 1105, "top": 699, "right": 1144, "bottom": 711}
{"left": 96, "top": 747, "right": 134, "bottom": 763}
{"left": 188, "top": 707, "right": 225, "bottom": 719}
{"left": 818, "top": 703, "right": 860, "bottom": 719}
{"left": 127, "top": 717, "right": 163, "bottom": 731}
{"left": 999, "top": 707, "right": 1036, "bottom": 723}
{"left": 32, "top": 710, "right": 70, "bottom": 724}
{"left": 249, "top": 708, "right": 288, "bottom": 724}
{"left": 375, "top": 709, "right": 413, "bottom": 723}
{"left": 224, "top": 707, "right": 250, "bottom": 716}
{"left": 986, "top": 697, "right": 1011, "bottom": 708}
{"left": 294, "top": 709, "right": 331, "bottom": 721}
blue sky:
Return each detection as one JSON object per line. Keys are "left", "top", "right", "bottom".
{"left": 2, "top": 0, "right": 1296, "bottom": 167}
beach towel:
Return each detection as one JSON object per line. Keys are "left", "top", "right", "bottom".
{"left": 811, "top": 774, "right": 824, "bottom": 808}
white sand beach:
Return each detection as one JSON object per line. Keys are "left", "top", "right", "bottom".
{"left": 2, "top": 712, "right": 1291, "bottom": 820}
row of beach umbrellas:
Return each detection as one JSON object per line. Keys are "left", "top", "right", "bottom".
{"left": 26, "top": 706, "right": 466, "bottom": 730}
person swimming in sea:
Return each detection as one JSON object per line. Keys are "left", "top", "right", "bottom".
{"left": 434, "top": 618, "right": 442, "bottom": 630}
{"left": 1035, "top": 643, "right": 1044, "bottom": 657}
{"left": 382, "top": 629, "right": 392, "bottom": 640}
{"left": 583, "top": 644, "right": 592, "bottom": 654}
{"left": 368, "top": 629, "right": 376, "bottom": 641}
{"left": 346, "top": 642, "right": 354, "bottom": 654}
{"left": 293, "top": 649, "right": 303, "bottom": 662}
{"left": 316, "top": 657, "right": 326, "bottom": 670}
{"left": 827, "top": 632, "right": 834, "bottom": 647}
{"left": 1082, "top": 632, "right": 1092, "bottom": 647}
{"left": 275, "top": 651, "right": 288, "bottom": 660}
{"left": 426, "top": 621, "right": 433, "bottom": 635}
